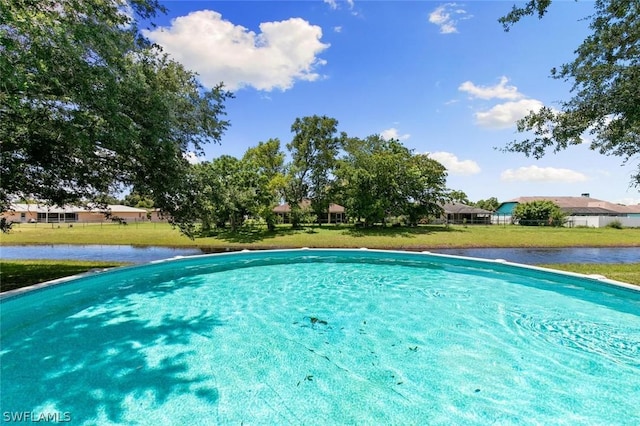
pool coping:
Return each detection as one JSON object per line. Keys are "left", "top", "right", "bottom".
{"left": 1, "top": 247, "right": 638, "bottom": 300}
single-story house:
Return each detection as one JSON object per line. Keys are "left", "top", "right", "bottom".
{"left": 147, "top": 209, "right": 170, "bottom": 223}
{"left": 493, "top": 195, "right": 640, "bottom": 227}
{"left": 442, "top": 203, "right": 492, "bottom": 225}
{"left": 2, "top": 204, "right": 149, "bottom": 224}
{"left": 273, "top": 199, "right": 345, "bottom": 224}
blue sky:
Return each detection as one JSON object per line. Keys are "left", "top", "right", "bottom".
{"left": 143, "top": 1, "right": 639, "bottom": 205}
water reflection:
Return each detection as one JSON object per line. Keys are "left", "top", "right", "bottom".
{"left": 0, "top": 245, "right": 203, "bottom": 263}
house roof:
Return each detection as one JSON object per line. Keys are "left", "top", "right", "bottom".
{"left": 442, "top": 203, "right": 492, "bottom": 215}
{"left": 561, "top": 206, "right": 622, "bottom": 215}
{"left": 6, "top": 203, "right": 148, "bottom": 214}
{"left": 103, "top": 205, "right": 149, "bottom": 213}
{"left": 272, "top": 204, "right": 290, "bottom": 213}
{"left": 504, "top": 196, "right": 640, "bottom": 214}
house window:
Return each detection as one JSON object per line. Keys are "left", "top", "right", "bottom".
{"left": 36, "top": 213, "right": 78, "bottom": 223}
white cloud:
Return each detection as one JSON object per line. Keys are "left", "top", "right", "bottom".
{"left": 324, "top": 0, "right": 354, "bottom": 10}
{"left": 615, "top": 197, "right": 640, "bottom": 206}
{"left": 334, "top": 26, "right": 342, "bottom": 33}
{"left": 475, "top": 99, "right": 544, "bottom": 129}
{"left": 380, "top": 128, "right": 410, "bottom": 141}
{"left": 458, "top": 76, "right": 523, "bottom": 100}
{"left": 324, "top": 0, "right": 338, "bottom": 9}
{"left": 143, "top": 10, "right": 330, "bottom": 91}
{"left": 500, "top": 165, "right": 588, "bottom": 183}
{"left": 427, "top": 152, "right": 481, "bottom": 175}
{"left": 458, "top": 77, "right": 544, "bottom": 128}
{"left": 429, "top": 3, "right": 471, "bottom": 34}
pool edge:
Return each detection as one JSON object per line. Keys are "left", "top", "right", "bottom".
{"left": 1, "top": 248, "right": 637, "bottom": 300}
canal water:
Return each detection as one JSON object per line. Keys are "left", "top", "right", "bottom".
{"left": 431, "top": 247, "right": 640, "bottom": 265}
{"left": 0, "top": 245, "right": 203, "bottom": 264}
{"left": 1, "top": 245, "right": 639, "bottom": 265}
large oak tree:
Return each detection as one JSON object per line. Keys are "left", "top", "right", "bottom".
{"left": 285, "top": 115, "right": 343, "bottom": 226}
{"left": 0, "top": 0, "right": 231, "bottom": 225}
{"left": 336, "top": 135, "right": 448, "bottom": 226}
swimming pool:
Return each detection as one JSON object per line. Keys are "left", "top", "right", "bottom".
{"left": 1, "top": 249, "right": 638, "bottom": 424}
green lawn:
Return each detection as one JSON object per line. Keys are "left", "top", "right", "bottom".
{"left": 3, "top": 222, "right": 639, "bottom": 249}
{"left": 0, "top": 260, "right": 129, "bottom": 292}
{"left": 539, "top": 263, "right": 640, "bottom": 286}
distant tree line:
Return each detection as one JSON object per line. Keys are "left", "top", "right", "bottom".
{"left": 151, "top": 115, "right": 508, "bottom": 236}
{"left": 168, "top": 115, "right": 455, "bottom": 235}
{"left": 44, "top": 112, "right": 504, "bottom": 236}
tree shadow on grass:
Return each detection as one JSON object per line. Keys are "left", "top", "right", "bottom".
{"left": 197, "top": 224, "right": 466, "bottom": 244}
{"left": 340, "top": 225, "right": 466, "bottom": 238}
{"left": 198, "top": 226, "right": 300, "bottom": 244}
{"left": 0, "top": 262, "right": 127, "bottom": 292}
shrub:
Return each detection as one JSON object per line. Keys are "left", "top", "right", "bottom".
{"left": 549, "top": 209, "right": 567, "bottom": 227}
{"left": 513, "top": 201, "right": 565, "bottom": 226}
{"left": 290, "top": 206, "right": 317, "bottom": 228}
{"left": 606, "top": 219, "right": 624, "bottom": 229}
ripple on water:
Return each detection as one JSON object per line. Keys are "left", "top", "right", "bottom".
{"left": 512, "top": 313, "right": 640, "bottom": 368}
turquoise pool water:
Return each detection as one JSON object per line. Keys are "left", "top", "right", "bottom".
{"left": 1, "top": 249, "right": 639, "bottom": 424}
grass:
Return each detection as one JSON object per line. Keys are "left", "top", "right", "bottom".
{"left": 0, "top": 260, "right": 129, "bottom": 292}
{"left": 540, "top": 263, "right": 640, "bottom": 286}
{"left": 3, "top": 222, "right": 640, "bottom": 249}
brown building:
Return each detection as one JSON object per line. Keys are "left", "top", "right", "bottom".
{"left": 442, "top": 203, "right": 492, "bottom": 225}
{"left": 2, "top": 204, "right": 150, "bottom": 224}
